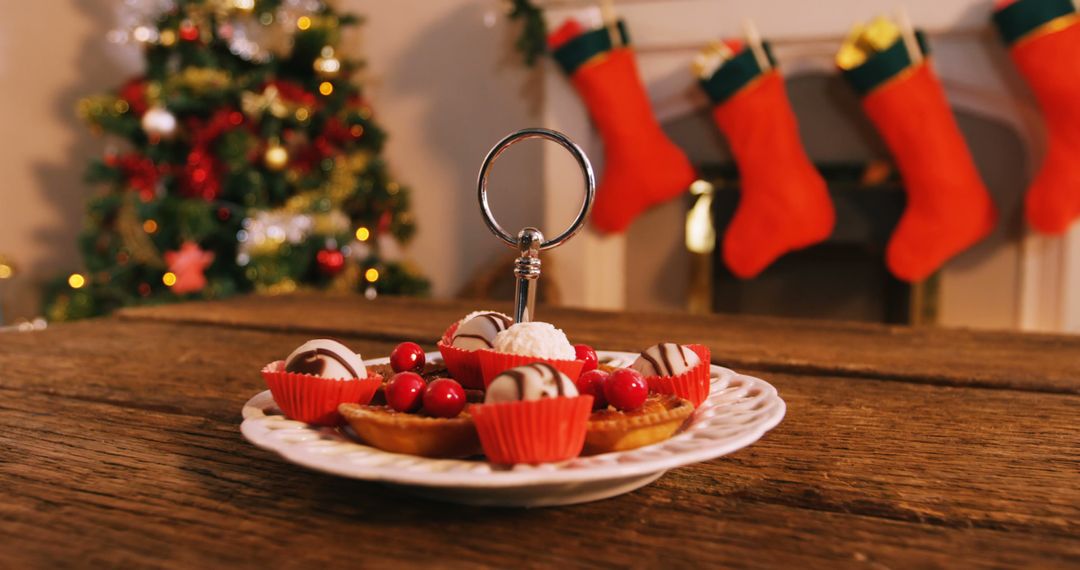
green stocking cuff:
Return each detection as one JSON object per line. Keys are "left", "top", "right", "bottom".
{"left": 551, "top": 21, "right": 631, "bottom": 76}
{"left": 699, "top": 43, "right": 778, "bottom": 104}
{"left": 993, "top": 0, "right": 1077, "bottom": 44}
{"left": 842, "top": 31, "right": 930, "bottom": 96}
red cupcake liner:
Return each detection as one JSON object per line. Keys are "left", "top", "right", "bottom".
{"left": 645, "top": 344, "right": 712, "bottom": 408}
{"left": 470, "top": 395, "right": 594, "bottom": 464}
{"left": 437, "top": 321, "right": 486, "bottom": 389}
{"left": 478, "top": 350, "right": 585, "bottom": 388}
{"left": 261, "top": 361, "right": 382, "bottom": 426}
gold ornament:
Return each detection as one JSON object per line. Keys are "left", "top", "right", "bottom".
{"left": 116, "top": 195, "right": 164, "bottom": 266}
{"left": 264, "top": 142, "right": 289, "bottom": 171}
{"left": 241, "top": 85, "right": 289, "bottom": 120}
{"left": 313, "top": 46, "right": 342, "bottom": 78}
{"left": 160, "top": 29, "right": 177, "bottom": 47}
{"left": 167, "top": 67, "right": 231, "bottom": 94}
{"left": 77, "top": 95, "right": 126, "bottom": 129}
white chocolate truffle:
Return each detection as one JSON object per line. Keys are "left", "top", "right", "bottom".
{"left": 492, "top": 322, "right": 576, "bottom": 360}
{"left": 451, "top": 311, "right": 513, "bottom": 351}
{"left": 630, "top": 343, "right": 701, "bottom": 377}
{"left": 285, "top": 339, "right": 366, "bottom": 379}
{"left": 485, "top": 363, "right": 579, "bottom": 403}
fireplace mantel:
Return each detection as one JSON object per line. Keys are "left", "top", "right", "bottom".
{"left": 539, "top": 0, "right": 1080, "bottom": 332}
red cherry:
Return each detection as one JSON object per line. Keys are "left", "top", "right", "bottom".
{"left": 385, "top": 372, "right": 425, "bottom": 413}
{"left": 604, "top": 368, "right": 648, "bottom": 411}
{"left": 574, "top": 344, "right": 598, "bottom": 372}
{"left": 576, "top": 369, "right": 610, "bottom": 410}
{"left": 423, "top": 378, "right": 466, "bottom": 418}
{"left": 390, "top": 341, "right": 426, "bottom": 373}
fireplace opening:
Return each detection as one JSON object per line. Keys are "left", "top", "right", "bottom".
{"left": 703, "top": 162, "right": 923, "bottom": 324}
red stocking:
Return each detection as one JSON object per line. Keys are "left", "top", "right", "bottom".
{"left": 994, "top": 0, "right": 1080, "bottom": 234}
{"left": 551, "top": 21, "right": 696, "bottom": 233}
{"left": 842, "top": 29, "right": 997, "bottom": 281}
{"left": 699, "top": 43, "right": 834, "bottom": 278}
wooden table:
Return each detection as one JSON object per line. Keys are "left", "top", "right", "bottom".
{"left": 2, "top": 293, "right": 1078, "bottom": 568}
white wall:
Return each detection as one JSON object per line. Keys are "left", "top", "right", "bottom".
{"left": 349, "top": 0, "right": 544, "bottom": 299}
{"left": 0, "top": 0, "right": 543, "bottom": 320}
{"left": 0, "top": 2, "right": 111, "bottom": 321}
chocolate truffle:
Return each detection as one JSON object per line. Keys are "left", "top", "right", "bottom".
{"left": 492, "top": 321, "right": 576, "bottom": 360}
{"left": 451, "top": 311, "right": 513, "bottom": 351}
{"left": 485, "top": 363, "right": 579, "bottom": 403}
{"left": 284, "top": 339, "right": 366, "bottom": 380}
{"left": 630, "top": 343, "right": 701, "bottom": 377}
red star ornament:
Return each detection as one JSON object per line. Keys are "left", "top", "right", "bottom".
{"left": 164, "top": 242, "right": 215, "bottom": 294}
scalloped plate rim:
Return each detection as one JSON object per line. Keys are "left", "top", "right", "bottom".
{"left": 241, "top": 350, "right": 786, "bottom": 489}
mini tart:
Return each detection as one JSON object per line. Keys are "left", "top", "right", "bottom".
{"left": 338, "top": 403, "right": 481, "bottom": 459}
{"left": 366, "top": 362, "right": 483, "bottom": 407}
{"left": 583, "top": 394, "right": 694, "bottom": 455}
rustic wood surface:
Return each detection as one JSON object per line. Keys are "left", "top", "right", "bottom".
{"left": 120, "top": 293, "right": 1080, "bottom": 393}
{"left": 1, "top": 296, "right": 1078, "bottom": 568}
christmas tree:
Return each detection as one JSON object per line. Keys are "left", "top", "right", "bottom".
{"left": 46, "top": 0, "right": 428, "bottom": 321}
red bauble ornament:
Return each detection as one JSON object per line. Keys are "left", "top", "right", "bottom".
{"left": 390, "top": 342, "right": 426, "bottom": 373}
{"left": 574, "top": 344, "right": 598, "bottom": 372}
{"left": 118, "top": 78, "right": 150, "bottom": 116}
{"left": 422, "top": 378, "right": 466, "bottom": 418}
{"left": 378, "top": 210, "right": 393, "bottom": 234}
{"left": 179, "top": 21, "right": 199, "bottom": 42}
{"left": 604, "top": 368, "right": 648, "bottom": 412}
{"left": 576, "top": 369, "right": 610, "bottom": 410}
{"left": 179, "top": 149, "right": 222, "bottom": 200}
{"left": 315, "top": 248, "right": 345, "bottom": 276}
{"left": 386, "top": 372, "right": 425, "bottom": 413}
{"left": 116, "top": 153, "right": 160, "bottom": 200}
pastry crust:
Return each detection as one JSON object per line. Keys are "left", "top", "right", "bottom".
{"left": 339, "top": 403, "right": 481, "bottom": 459}
{"left": 583, "top": 395, "right": 694, "bottom": 455}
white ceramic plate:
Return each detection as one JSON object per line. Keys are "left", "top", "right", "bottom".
{"left": 241, "top": 350, "right": 785, "bottom": 507}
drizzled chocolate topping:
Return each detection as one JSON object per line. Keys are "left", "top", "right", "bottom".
{"left": 285, "top": 347, "right": 360, "bottom": 378}
{"left": 477, "top": 312, "right": 514, "bottom": 329}
{"left": 452, "top": 312, "right": 514, "bottom": 348}
{"left": 498, "top": 362, "right": 565, "bottom": 400}
{"left": 640, "top": 343, "right": 690, "bottom": 377}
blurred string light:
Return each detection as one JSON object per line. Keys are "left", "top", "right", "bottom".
{"left": 236, "top": 210, "right": 349, "bottom": 259}
{"left": 354, "top": 226, "right": 370, "bottom": 241}
{"left": 685, "top": 179, "right": 716, "bottom": 254}
{"left": 0, "top": 317, "right": 48, "bottom": 334}
{"left": 105, "top": 0, "right": 325, "bottom": 64}
{"left": 68, "top": 273, "right": 86, "bottom": 289}
{"left": 162, "top": 272, "right": 177, "bottom": 287}
{"left": 313, "top": 46, "right": 341, "bottom": 77}
{"left": 364, "top": 268, "right": 379, "bottom": 282}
